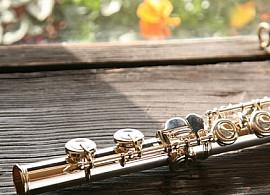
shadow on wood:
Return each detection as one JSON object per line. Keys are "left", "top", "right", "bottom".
{"left": 0, "top": 69, "right": 157, "bottom": 194}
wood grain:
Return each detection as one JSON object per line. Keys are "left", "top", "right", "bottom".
{"left": 0, "top": 61, "right": 270, "bottom": 194}
{"left": 1, "top": 36, "right": 270, "bottom": 72}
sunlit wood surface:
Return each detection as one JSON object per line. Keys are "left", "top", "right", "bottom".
{"left": 1, "top": 37, "right": 270, "bottom": 194}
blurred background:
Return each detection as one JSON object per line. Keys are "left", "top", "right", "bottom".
{"left": 0, "top": 0, "right": 269, "bottom": 45}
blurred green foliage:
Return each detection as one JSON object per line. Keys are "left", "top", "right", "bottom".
{"left": 0, "top": 0, "right": 269, "bottom": 44}
{"left": 56, "top": 0, "right": 268, "bottom": 43}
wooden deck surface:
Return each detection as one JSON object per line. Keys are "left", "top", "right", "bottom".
{"left": 0, "top": 60, "right": 270, "bottom": 194}
{"left": 0, "top": 36, "right": 270, "bottom": 72}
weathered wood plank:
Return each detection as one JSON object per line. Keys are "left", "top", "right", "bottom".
{"left": 0, "top": 61, "right": 270, "bottom": 194}
{"left": 0, "top": 36, "right": 270, "bottom": 72}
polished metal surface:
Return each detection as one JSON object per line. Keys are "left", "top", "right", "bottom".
{"left": 13, "top": 97, "right": 270, "bottom": 195}
{"left": 113, "top": 128, "right": 144, "bottom": 144}
{"left": 113, "top": 128, "right": 144, "bottom": 155}
{"left": 65, "top": 138, "right": 96, "bottom": 154}
{"left": 257, "top": 22, "right": 270, "bottom": 49}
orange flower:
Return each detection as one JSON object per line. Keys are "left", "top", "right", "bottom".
{"left": 261, "top": 12, "right": 270, "bottom": 21}
{"left": 230, "top": 1, "right": 256, "bottom": 29}
{"left": 137, "top": 0, "right": 181, "bottom": 39}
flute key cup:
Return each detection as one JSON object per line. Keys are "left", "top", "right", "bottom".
{"left": 250, "top": 111, "right": 270, "bottom": 136}
{"left": 64, "top": 138, "right": 96, "bottom": 175}
{"left": 164, "top": 117, "right": 187, "bottom": 130}
{"left": 211, "top": 119, "right": 238, "bottom": 145}
{"left": 65, "top": 138, "right": 97, "bottom": 163}
{"left": 113, "top": 128, "right": 144, "bottom": 153}
{"left": 186, "top": 114, "right": 205, "bottom": 138}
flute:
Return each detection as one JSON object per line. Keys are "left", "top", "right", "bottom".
{"left": 13, "top": 97, "right": 270, "bottom": 195}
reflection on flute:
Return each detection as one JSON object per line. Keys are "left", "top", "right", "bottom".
{"left": 13, "top": 97, "right": 270, "bottom": 195}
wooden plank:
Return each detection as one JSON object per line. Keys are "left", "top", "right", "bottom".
{"left": 0, "top": 36, "right": 270, "bottom": 72}
{"left": 0, "top": 61, "right": 270, "bottom": 194}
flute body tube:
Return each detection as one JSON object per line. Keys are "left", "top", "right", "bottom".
{"left": 13, "top": 97, "right": 270, "bottom": 195}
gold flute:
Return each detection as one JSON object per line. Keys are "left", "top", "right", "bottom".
{"left": 13, "top": 97, "right": 270, "bottom": 195}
